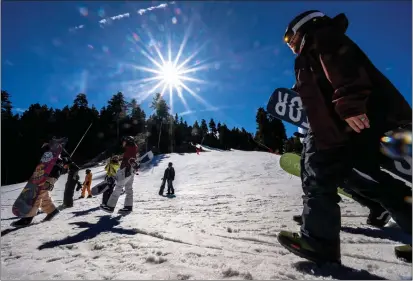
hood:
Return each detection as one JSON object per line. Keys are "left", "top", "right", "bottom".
{"left": 331, "top": 13, "right": 349, "bottom": 34}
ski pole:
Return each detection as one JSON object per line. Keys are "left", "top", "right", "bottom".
{"left": 70, "top": 122, "right": 93, "bottom": 157}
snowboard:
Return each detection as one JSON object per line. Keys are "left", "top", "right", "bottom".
{"left": 12, "top": 138, "right": 67, "bottom": 217}
{"left": 280, "top": 153, "right": 353, "bottom": 199}
{"left": 267, "top": 87, "right": 412, "bottom": 182}
{"left": 91, "top": 180, "right": 111, "bottom": 196}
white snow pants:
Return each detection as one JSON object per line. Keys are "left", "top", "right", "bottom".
{"left": 107, "top": 167, "right": 134, "bottom": 208}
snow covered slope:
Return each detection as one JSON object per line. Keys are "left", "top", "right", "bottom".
{"left": 1, "top": 150, "right": 411, "bottom": 280}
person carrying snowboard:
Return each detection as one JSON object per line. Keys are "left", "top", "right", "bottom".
{"left": 159, "top": 162, "right": 175, "bottom": 196}
{"left": 277, "top": 10, "right": 412, "bottom": 264}
{"left": 100, "top": 136, "right": 138, "bottom": 215}
{"left": 11, "top": 142, "right": 68, "bottom": 227}
{"left": 79, "top": 169, "right": 93, "bottom": 198}
{"left": 101, "top": 155, "right": 121, "bottom": 207}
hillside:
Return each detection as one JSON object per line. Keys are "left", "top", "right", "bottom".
{"left": 1, "top": 149, "right": 411, "bottom": 280}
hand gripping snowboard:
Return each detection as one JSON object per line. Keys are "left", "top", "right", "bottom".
{"left": 279, "top": 153, "right": 353, "bottom": 199}
{"left": 12, "top": 138, "right": 67, "bottom": 217}
{"left": 267, "top": 87, "right": 412, "bottom": 182}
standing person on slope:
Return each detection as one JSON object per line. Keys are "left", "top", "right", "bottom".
{"left": 100, "top": 136, "right": 138, "bottom": 215}
{"left": 277, "top": 10, "right": 412, "bottom": 264}
{"left": 159, "top": 162, "right": 175, "bottom": 196}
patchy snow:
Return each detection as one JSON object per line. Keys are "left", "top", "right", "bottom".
{"left": 1, "top": 150, "right": 411, "bottom": 280}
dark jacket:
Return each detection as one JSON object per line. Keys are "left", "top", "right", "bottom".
{"left": 163, "top": 167, "right": 175, "bottom": 181}
{"left": 293, "top": 14, "right": 412, "bottom": 150}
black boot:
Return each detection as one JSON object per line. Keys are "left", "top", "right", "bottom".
{"left": 395, "top": 244, "right": 412, "bottom": 263}
{"left": 100, "top": 204, "right": 114, "bottom": 213}
{"left": 367, "top": 209, "right": 391, "bottom": 228}
{"left": 43, "top": 209, "right": 60, "bottom": 222}
{"left": 293, "top": 214, "right": 303, "bottom": 225}
{"left": 11, "top": 217, "right": 34, "bottom": 228}
{"left": 118, "top": 206, "right": 132, "bottom": 215}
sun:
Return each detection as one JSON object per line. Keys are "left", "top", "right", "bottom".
{"left": 160, "top": 61, "right": 181, "bottom": 87}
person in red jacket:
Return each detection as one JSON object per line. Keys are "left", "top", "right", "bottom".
{"left": 100, "top": 136, "right": 138, "bottom": 215}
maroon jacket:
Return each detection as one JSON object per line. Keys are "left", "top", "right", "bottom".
{"left": 121, "top": 144, "right": 138, "bottom": 170}
{"left": 293, "top": 14, "right": 411, "bottom": 150}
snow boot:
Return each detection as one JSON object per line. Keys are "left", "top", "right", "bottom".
{"left": 395, "top": 244, "right": 412, "bottom": 263}
{"left": 367, "top": 210, "right": 391, "bottom": 228}
{"left": 11, "top": 217, "right": 34, "bottom": 228}
{"left": 78, "top": 195, "right": 84, "bottom": 199}
{"left": 43, "top": 209, "right": 60, "bottom": 222}
{"left": 277, "top": 231, "right": 341, "bottom": 265}
{"left": 100, "top": 204, "right": 114, "bottom": 213}
{"left": 118, "top": 206, "right": 132, "bottom": 215}
{"left": 293, "top": 214, "right": 303, "bottom": 225}
{"left": 87, "top": 195, "right": 93, "bottom": 198}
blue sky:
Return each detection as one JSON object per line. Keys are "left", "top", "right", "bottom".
{"left": 2, "top": 1, "right": 412, "bottom": 137}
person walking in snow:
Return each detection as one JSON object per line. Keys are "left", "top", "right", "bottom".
{"left": 11, "top": 144, "right": 68, "bottom": 227}
{"left": 101, "top": 155, "right": 121, "bottom": 207}
{"left": 79, "top": 169, "right": 93, "bottom": 199}
{"left": 62, "top": 159, "right": 82, "bottom": 209}
{"left": 277, "top": 10, "right": 412, "bottom": 264}
{"left": 100, "top": 136, "right": 138, "bottom": 215}
{"left": 159, "top": 162, "right": 175, "bottom": 196}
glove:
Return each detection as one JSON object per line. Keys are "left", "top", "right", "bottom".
{"left": 44, "top": 179, "right": 55, "bottom": 191}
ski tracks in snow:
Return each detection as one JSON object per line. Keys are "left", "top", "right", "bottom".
{"left": 1, "top": 150, "right": 411, "bottom": 279}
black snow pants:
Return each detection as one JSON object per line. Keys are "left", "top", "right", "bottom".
{"left": 63, "top": 170, "right": 80, "bottom": 207}
{"left": 300, "top": 128, "right": 412, "bottom": 247}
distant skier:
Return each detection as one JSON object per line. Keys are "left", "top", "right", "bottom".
{"left": 101, "top": 155, "right": 121, "bottom": 207}
{"left": 277, "top": 10, "right": 412, "bottom": 264}
{"left": 100, "top": 136, "right": 138, "bottom": 215}
{"left": 159, "top": 162, "right": 175, "bottom": 196}
{"left": 79, "top": 169, "right": 93, "bottom": 199}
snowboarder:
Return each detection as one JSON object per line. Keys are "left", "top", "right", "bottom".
{"left": 159, "top": 162, "right": 175, "bottom": 196}
{"left": 277, "top": 10, "right": 412, "bottom": 264}
{"left": 11, "top": 144, "right": 67, "bottom": 227}
{"left": 100, "top": 136, "right": 138, "bottom": 215}
{"left": 79, "top": 169, "right": 93, "bottom": 198}
{"left": 101, "top": 155, "right": 121, "bottom": 207}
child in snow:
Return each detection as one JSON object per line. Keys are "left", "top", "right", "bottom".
{"left": 100, "top": 136, "right": 138, "bottom": 214}
{"left": 159, "top": 162, "right": 175, "bottom": 196}
{"left": 79, "top": 169, "right": 93, "bottom": 198}
{"left": 101, "top": 156, "right": 121, "bottom": 207}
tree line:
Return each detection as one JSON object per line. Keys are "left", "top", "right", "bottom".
{"left": 1, "top": 90, "right": 301, "bottom": 185}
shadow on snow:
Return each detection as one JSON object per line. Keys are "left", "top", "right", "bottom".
{"left": 37, "top": 215, "right": 137, "bottom": 250}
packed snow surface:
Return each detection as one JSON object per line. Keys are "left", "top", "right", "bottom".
{"left": 1, "top": 149, "right": 412, "bottom": 280}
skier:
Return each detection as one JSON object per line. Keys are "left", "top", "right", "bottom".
{"left": 11, "top": 144, "right": 67, "bottom": 227}
{"left": 159, "top": 162, "right": 175, "bottom": 196}
{"left": 101, "top": 155, "right": 121, "bottom": 207}
{"left": 100, "top": 136, "right": 138, "bottom": 214}
{"left": 292, "top": 127, "right": 392, "bottom": 228}
{"left": 79, "top": 169, "right": 93, "bottom": 198}
{"left": 277, "top": 10, "right": 412, "bottom": 264}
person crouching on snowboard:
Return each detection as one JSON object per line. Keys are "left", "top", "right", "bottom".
{"left": 159, "top": 162, "right": 175, "bottom": 196}
{"left": 101, "top": 155, "right": 121, "bottom": 207}
{"left": 11, "top": 152, "right": 67, "bottom": 228}
{"left": 277, "top": 10, "right": 412, "bottom": 264}
{"left": 100, "top": 136, "right": 138, "bottom": 215}
{"left": 79, "top": 169, "right": 93, "bottom": 198}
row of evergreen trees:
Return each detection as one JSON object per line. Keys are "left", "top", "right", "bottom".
{"left": 1, "top": 90, "right": 301, "bottom": 185}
